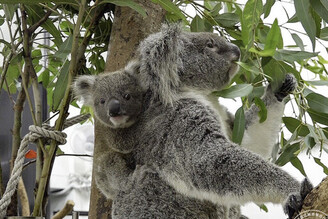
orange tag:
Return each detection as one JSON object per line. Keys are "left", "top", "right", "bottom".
{"left": 25, "top": 150, "right": 37, "bottom": 159}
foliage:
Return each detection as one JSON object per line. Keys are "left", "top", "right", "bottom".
{"left": 0, "top": 0, "right": 328, "bottom": 216}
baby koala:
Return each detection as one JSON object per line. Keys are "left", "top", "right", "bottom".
{"left": 73, "top": 62, "right": 144, "bottom": 198}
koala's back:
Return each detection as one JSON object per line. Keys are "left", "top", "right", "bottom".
{"left": 112, "top": 165, "right": 218, "bottom": 219}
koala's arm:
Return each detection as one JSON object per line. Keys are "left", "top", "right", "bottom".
{"left": 241, "top": 74, "right": 297, "bottom": 158}
{"left": 95, "top": 151, "right": 135, "bottom": 199}
{"left": 162, "top": 98, "right": 301, "bottom": 207}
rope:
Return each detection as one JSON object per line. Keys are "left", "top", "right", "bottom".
{"left": 0, "top": 114, "right": 90, "bottom": 218}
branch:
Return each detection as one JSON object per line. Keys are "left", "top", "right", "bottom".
{"left": 18, "top": 177, "right": 30, "bottom": 216}
{"left": 51, "top": 200, "right": 75, "bottom": 219}
{"left": 32, "top": 0, "right": 87, "bottom": 215}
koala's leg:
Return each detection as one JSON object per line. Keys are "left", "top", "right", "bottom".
{"left": 241, "top": 74, "right": 297, "bottom": 158}
{"left": 95, "top": 151, "right": 135, "bottom": 199}
{"left": 112, "top": 165, "right": 218, "bottom": 219}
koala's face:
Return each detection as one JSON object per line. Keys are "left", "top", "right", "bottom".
{"left": 74, "top": 66, "right": 144, "bottom": 129}
{"left": 180, "top": 32, "right": 240, "bottom": 91}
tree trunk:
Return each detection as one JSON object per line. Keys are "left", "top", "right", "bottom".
{"left": 88, "top": 1, "right": 165, "bottom": 218}
{"left": 293, "top": 176, "right": 328, "bottom": 218}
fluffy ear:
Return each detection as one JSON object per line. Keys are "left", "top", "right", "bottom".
{"left": 138, "top": 23, "right": 183, "bottom": 106}
{"left": 73, "top": 75, "right": 96, "bottom": 106}
{"left": 124, "top": 59, "right": 141, "bottom": 76}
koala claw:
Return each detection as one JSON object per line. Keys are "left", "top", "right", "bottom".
{"left": 275, "top": 73, "right": 297, "bottom": 102}
{"left": 283, "top": 178, "right": 313, "bottom": 219}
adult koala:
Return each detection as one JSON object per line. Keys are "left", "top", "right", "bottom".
{"left": 74, "top": 24, "right": 310, "bottom": 219}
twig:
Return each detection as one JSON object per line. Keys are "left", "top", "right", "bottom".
{"left": 18, "top": 177, "right": 30, "bottom": 216}
{"left": 51, "top": 200, "right": 75, "bottom": 219}
{"left": 32, "top": 0, "right": 87, "bottom": 215}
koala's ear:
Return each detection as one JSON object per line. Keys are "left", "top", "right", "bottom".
{"left": 73, "top": 75, "right": 96, "bottom": 106}
{"left": 124, "top": 60, "right": 140, "bottom": 75}
{"left": 138, "top": 23, "right": 183, "bottom": 106}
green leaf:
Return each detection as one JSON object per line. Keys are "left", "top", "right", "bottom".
{"left": 282, "top": 117, "right": 310, "bottom": 137}
{"left": 274, "top": 50, "right": 318, "bottom": 63}
{"left": 241, "top": 0, "right": 263, "bottom": 50}
{"left": 263, "top": 0, "right": 275, "bottom": 18}
{"left": 314, "top": 157, "right": 328, "bottom": 175}
{"left": 310, "top": 0, "right": 328, "bottom": 23}
{"left": 306, "top": 93, "right": 328, "bottom": 114}
{"left": 52, "top": 60, "right": 70, "bottom": 111}
{"left": 151, "top": 0, "right": 186, "bottom": 21}
{"left": 308, "top": 108, "right": 328, "bottom": 126}
{"left": 306, "top": 80, "right": 328, "bottom": 86}
{"left": 291, "top": 33, "right": 305, "bottom": 51}
{"left": 259, "top": 204, "right": 268, "bottom": 212}
{"left": 320, "top": 27, "right": 328, "bottom": 41}
{"left": 236, "top": 62, "right": 262, "bottom": 75}
{"left": 290, "top": 157, "right": 307, "bottom": 176}
{"left": 294, "top": 0, "right": 317, "bottom": 50}
{"left": 25, "top": 5, "right": 62, "bottom": 47}
{"left": 54, "top": 36, "right": 73, "bottom": 60}
{"left": 276, "top": 143, "right": 300, "bottom": 166}
{"left": 254, "top": 97, "right": 267, "bottom": 123}
{"left": 191, "top": 15, "right": 206, "bottom": 32}
{"left": 215, "top": 13, "right": 239, "bottom": 27}
{"left": 103, "top": 0, "right": 147, "bottom": 17}
{"left": 260, "top": 19, "right": 281, "bottom": 57}
{"left": 212, "top": 84, "right": 254, "bottom": 99}
{"left": 232, "top": 107, "right": 245, "bottom": 145}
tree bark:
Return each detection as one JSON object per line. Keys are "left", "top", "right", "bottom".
{"left": 293, "top": 176, "right": 328, "bottom": 218}
{"left": 88, "top": 1, "right": 165, "bottom": 218}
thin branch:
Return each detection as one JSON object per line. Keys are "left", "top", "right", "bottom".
{"left": 32, "top": 0, "right": 87, "bottom": 215}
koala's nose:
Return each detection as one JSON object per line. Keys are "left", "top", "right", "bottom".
{"left": 230, "top": 44, "right": 240, "bottom": 61}
{"left": 108, "top": 99, "right": 121, "bottom": 117}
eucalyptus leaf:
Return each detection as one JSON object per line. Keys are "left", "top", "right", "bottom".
{"left": 283, "top": 117, "right": 310, "bottom": 137}
{"left": 276, "top": 143, "right": 300, "bottom": 166}
{"left": 254, "top": 97, "right": 267, "bottom": 123}
{"left": 306, "top": 93, "right": 328, "bottom": 114}
{"left": 291, "top": 33, "right": 305, "bottom": 51}
{"left": 103, "top": 0, "right": 147, "bottom": 17}
{"left": 212, "top": 84, "right": 253, "bottom": 99}
{"left": 294, "top": 0, "right": 316, "bottom": 50}
{"left": 308, "top": 109, "right": 328, "bottom": 126}
{"left": 52, "top": 60, "right": 70, "bottom": 111}
{"left": 310, "top": 0, "right": 328, "bottom": 23}
{"left": 260, "top": 19, "right": 281, "bottom": 57}
{"left": 290, "top": 157, "right": 307, "bottom": 176}
{"left": 152, "top": 0, "right": 186, "bottom": 21}
{"left": 191, "top": 15, "right": 206, "bottom": 32}
{"left": 263, "top": 0, "right": 275, "bottom": 18}
{"left": 241, "top": 0, "right": 263, "bottom": 50}
{"left": 215, "top": 13, "right": 239, "bottom": 27}
{"left": 232, "top": 107, "right": 245, "bottom": 145}
{"left": 314, "top": 157, "right": 328, "bottom": 175}
{"left": 274, "top": 50, "right": 318, "bottom": 63}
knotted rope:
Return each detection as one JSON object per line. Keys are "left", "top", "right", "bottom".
{"left": 0, "top": 113, "right": 90, "bottom": 218}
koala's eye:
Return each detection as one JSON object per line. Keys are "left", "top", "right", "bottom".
{"left": 124, "top": 93, "right": 131, "bottom": 100}
{"left": 100, "top": 98, "right": 105, "bottom": 104}
{"left": 207, "top": 41, "right": 214, "bottom": 48}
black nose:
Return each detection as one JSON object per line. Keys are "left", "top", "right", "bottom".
{"left": 108, "top": 99, "right": 121, "bottom": 117}
{"left": 231, "top": 44, "right": 240, "bottom": 61}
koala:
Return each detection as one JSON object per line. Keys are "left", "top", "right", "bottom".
{"left": 73, "top": 64, "right": 147, "bottom": 197}
{"left": 74, "top": 24, "right": 308, "bottom": 219}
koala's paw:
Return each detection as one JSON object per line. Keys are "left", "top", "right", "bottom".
{"left": 283, "top": 178, "right": 313, "bottom": 219}
{"left": 275, "top": 74, "right": 297, "bottom": 102}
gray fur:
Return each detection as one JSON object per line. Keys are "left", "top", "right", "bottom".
{"left": 74, "top": 24, "right": 303, "bottom": 218}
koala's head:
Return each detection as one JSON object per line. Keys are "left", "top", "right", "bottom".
{"left": 180, "top": 32, "right": 240, "bottom": 91}
{"left": 73, "top": 61, "right": 145, "bottom": 129}
{"left": 138, "top": 24, "right": 240, "bottom": 105}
